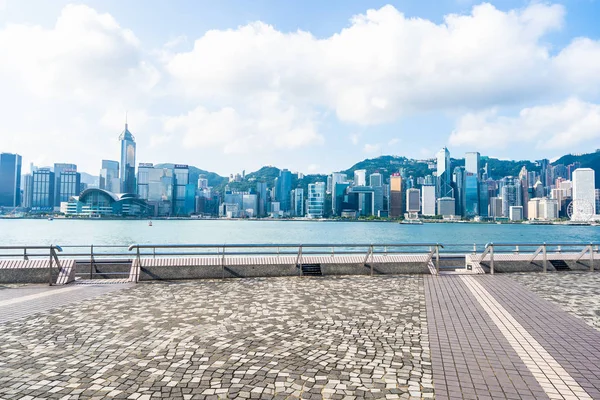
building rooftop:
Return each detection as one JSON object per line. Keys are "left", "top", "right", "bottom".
{"left": 0, "top": 273, "right": 599, "bottom": 398}
{"left": 118, "top": 123, "right": 135, "bottom": 142}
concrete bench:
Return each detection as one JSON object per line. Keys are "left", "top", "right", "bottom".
{"left": 0, "top": 259, "right": 75, "bottom": 285}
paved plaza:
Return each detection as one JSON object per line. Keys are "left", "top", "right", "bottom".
{"left": 0, "top": 272, "right": 599, "bottom": 399}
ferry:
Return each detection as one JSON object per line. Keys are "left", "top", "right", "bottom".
{"left": 400, "top": 219, "right": 423, "bottom": 225}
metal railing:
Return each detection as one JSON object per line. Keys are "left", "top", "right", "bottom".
{"left": 0, "top": 245, "right": 63, "bottom": 285}
{"left": 479, "top": 242, "right": 599, "bottom": 274}
{"left": 127, "top": 243, "right": 445, "bottom": 276}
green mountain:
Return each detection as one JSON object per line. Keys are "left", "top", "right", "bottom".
{"left": 553, "top": 150, "right": 600, "bottom": 187}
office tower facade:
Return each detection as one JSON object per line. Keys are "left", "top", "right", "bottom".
{"left": 528, "top": 199, "right": 540, "bottom": 220}
{"left": 369, "top": 173, "right": 382, "bottom": 187}
{"left": 478, "top": 182, "right": 489, "bottom": 217}
{"left": 0, "top": 153, "right": 22, "bottom": 207}
{"left": 465, "top": 152, "right": 481, "bottom": 179}
{"left": 501, "top": 177, "right": 522, "bottom": 217}
{"left": 489, "top": 197, "right": 503, "bottom": 218}
{"left": 292, "top": 188, "right": 304, "bottom": 217}
{"left": 437, "top": 197, "right": 456, "bottom": 217}
{"left": 307, "top": 182, "right": 325, "bottom": 218}
{"left": 539, "top": 198, "right": 559, "bottom": 220}
{"left": 22, "top": 174, "right": 33, "bottom": 208}
{"left": 174, "top": 165, "right": 190, "bottom": 215}
{"left": 31, "top": 169, "right": 55, "bottom": 210}
{"left": 436, "top": 147, "right": 453, "bottom": 199}
{"left": 389, "top": 174, "right": 403, "bottom": 217}
{"left": 332, "top": 182, "right": 350, "bottom": 216}
{"left": 354, "top": 169, "right": 366, "bottom": 186}
{"left": 57, "top": 170, "right": 81, "bottom": 205}
{"left": 256, "top": 182, "right": 268, "bottom": 217}
{"left": 509, "top": 206, "right": 524, "bottom": 221}
{"left": 137, "top": 164, "right": 174, "bottom": 216}
{"left": 100, "top": 160, "right": 120, "bottom": 193}
{"left": 53, "top": 163, "right": 78, "bottom": 207}
{"left": 572, "top": 168, "right": 596, "bottom": 220}
{"left": 349, "top": 186, "right": 375, "bottom": 216}
{"left": 277, "top": 169, "right": 292, "bottom": 212}
{"left": 242, "top": 194, "right": 259, "bottom": 217}
{"left": 406, "top": 188, "right": 420, "bottom": 213}
{"left": 453, "top": 167, "right": 466, "bottom": 217}
{"left": 465, "top": 173, "right": 479, "bottom": 217}
{"left": 421, "top": 185, "right": 436, "bottom": 216}
{"left": 596, "top": 189, "right": 600, "bottom": 214}
{"left": 119, "top": 122, "right": 137, "bottom": 194}
{"left": 369, "top": 172, "right": 384, "bottom": 215}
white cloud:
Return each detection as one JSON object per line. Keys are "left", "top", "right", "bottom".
{"left": 163, "top": 2, "right": 600, "bottom": 126}
{"left": 387, "top": 138, "right": 400, "bottom": 146}
{"left": 449, "top": 98, "right": 600, "bottom": 150}
{"left": 350, "top": 133, "right": 360, "bottom": 145}
{"left": 363, "top": 143, "right": 381, "bottom": 154}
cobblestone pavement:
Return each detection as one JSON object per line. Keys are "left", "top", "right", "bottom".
{"left": 509, "top": 272, "right": 600, "bottom": 330}
{"left": 0, "top": 276, "right": 432, "bottom": 399}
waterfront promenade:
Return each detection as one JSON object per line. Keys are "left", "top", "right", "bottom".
{"left": 0, "top": 272, "right": 599, "bottom": 399}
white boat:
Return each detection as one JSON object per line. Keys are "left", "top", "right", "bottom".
{"left": 148, "top": 221, "right": 153, "bottom": 226}
{"left": 400, "top": 219, "right": 423, "bottom": 225}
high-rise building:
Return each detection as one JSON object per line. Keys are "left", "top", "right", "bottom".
{"left": 332, "top": 182, "right": 350, "bottom": 216}
{"left": 489, "top": 197, "right": 503, "bottom": 218}
{"left": 572, "top": 168, "right": 596, "bottom": 220}
{"left": 119, "top": 122, "right": 137, "bottom": 194}
{"left": 277, "top": 169, "right": 292, "bottom": 212}
{"left": 256, "top": 182, "right": 268, "bottom": 217}
{"left": 31, "top": 169, "right": 55, "bottom": 210}
{"left": 501, "top": 177, "right": 522, "bottom": 217}
{"left": 539, "top": 198, "right": 559, "bottom": 220}
{"left": 307, "top": 182, "right": 325, "bottom": 218}
{"left": 465, "top": 173, "right": 479, "bottom": 217}
{"left": 174, "top": 165, "right": 190, "bottom": 215}
{"left": 518, "top": 166, "right": 530, "bottom": 219}
{"left": 478, "top": 182, "right": 489, "bottom": 217}
{"left": 509, "top": 206, "right": 524, "bottom": 221}
{"left": 421, "top": 185, "right": 436, "bottom": 216}
{"left": 406, "top": 188, "right": 420, "bottom": 213}
{"left": 22, "top": 174, "right": 33, "bottom": 208}
{"left": 369, "top": 173, "right": 382, "bottom": 187}
{"left": 354, "top": 169, "right": 366, "bottom": 186}
{"left": 349, "top": 186, "right": 375, "bottom": 216}
{"left": 436, "top": 147, "right": 453, "bottom": 199}
{"left": 465, "top": 152, "right": 481, "bottom": 179}
{"left": 0, "top": 153, "right": 22, "bottom": 207}
{"left": 53, "top": 163, "right": 78, "bottom": 207}
{"left": 100, "top": 160, "right": 120, "bottom": 193}
{"left": 369, "top": 172, "right": 384, "bottom": 215}
{"left": 292, "top": 188, "right": 304, "bottom": 217}
{"left": 527, "top": 199, "right": 541, "bottom": 220}
{"left": 389, "top": 174, "right": 403, "bottom": 217}
{"left": 242, "top": 194, "right": 258, "bottom": 218}
{"left": 437, "top": 197, "right": 456, "bottom": 217}
{"left": 453, "top": 167, "right": 466, "bottom": 217}
{"left": 596, "top": 189, "right": 600, "bottom": 215}
{"left": 137, "top": 163, "right": 174, "bottom": 216}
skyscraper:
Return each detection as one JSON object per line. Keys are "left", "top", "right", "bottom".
{"left": 100, "top": 160, "right": 120, "bottom": 193}
{"left": 465, "top": 152, "right": 481, "bottom": 179}
{"left": 421, "top": 185, "right": 436, "bottom": 216}
{"left": 256, "top": 182, "right": 268, "bottom": 217}
{"left": 572, "top": 168, "right": 596, "bottom": 220}
{"left": 277, "top": 169, "right": 292, "bottom": 212}
{"left": 292, "top": 188, "right": 304, "bottom": 217}
{"left": 0, "top": 153, "right": 22, "bottom": 207}
{"left": 406, "top": 188, "right": 420, "bottom": 213}
{"left": 53, "top": 163, "right": 80, "bottom": 207}
{"left": 307, "top": 182, "right": 325, "bottom": 218}
{"left": 370, "top": 172, "right": 384, "bottom": 216}
{"left": 389, "top": 174, "right": 403, "bottom": 217}
{"left": 174, "top": 165, "right": 190, "bottom": 216}
{"left": 119, "top": 122, "right": 137, "bottom": 194}
{"left": 436, "top": 147, "right": 453, "bottom": 199}
{"left": 31, "top": 169, "right": 55, "bottom": 210}
{"left": 354, "top": 169, "right": 367, "bottom": 186}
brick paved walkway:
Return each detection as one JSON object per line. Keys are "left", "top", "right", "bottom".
{"left": 1, "top": 274, "right": 600, "bottom": 399}
{"left": 0, "top": 276, "right": 431, "bottom": 399}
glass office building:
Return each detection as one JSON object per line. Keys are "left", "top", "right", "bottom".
{"left": 31, "top": 169, "right": 55, "bottom": 211}
{"left": 119, "top": 123, "right": 137, "bottom": 194}
{"left": 307, "top": 182, "right": 325, "bottom": 218}
{"left": 0, "top": 153, "right": 22, "bottom": 207}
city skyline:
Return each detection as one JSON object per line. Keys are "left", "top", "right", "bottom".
{"left": 1, "top": 1, "right": 600, "bottom": 175}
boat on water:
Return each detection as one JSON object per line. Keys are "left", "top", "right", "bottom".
{"left": 148, "top": 221, "right": 153, "bottom": 226}
{"left": 48, "top": 217, "right": 54, "bottom": 221}
{"left": 400, "top": 219, "right": 423, "bottom": 225}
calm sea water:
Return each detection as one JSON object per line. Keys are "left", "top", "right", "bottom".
{"left": 0, "top": 219, "right": 598, "bottom": 247}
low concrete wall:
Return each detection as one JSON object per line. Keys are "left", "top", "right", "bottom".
{"left": 321, "top": 262, "right": 429, "bottom": 276}
{"left": 0, "top": 269, "right": 59, "bottom": 284}
{"left": 481, "top": 260, "right": 599, "bottom": 273}
{"left": 139, "top": 263, "right": 300, "bottom": 281}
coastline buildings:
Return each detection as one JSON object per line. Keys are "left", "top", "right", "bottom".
{"left": 0, "top": 153, "right": 22, "bottom": 208}
{"left": 53, "top": 163, "right": 80, "bottom": 210}
{"left": 99, "top": 160, "right": 120, "bottom": 193}
{"left": 307, "top": 182, "right": 325, "bottom": 218}
{"left": 389, "top": 174, "right": 403, "bottom": 217}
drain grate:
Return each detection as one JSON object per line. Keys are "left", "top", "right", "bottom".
{"left": 549, "top": 259, "right": 570, "bottom": 271}
{"left": 301, "top": 264, "right": 322, "bottom": 276}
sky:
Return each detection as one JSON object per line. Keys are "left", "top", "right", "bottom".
{"left": 1, "top": 0, "right": 600, "bottom": 176}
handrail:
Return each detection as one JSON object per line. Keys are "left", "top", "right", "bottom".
{"left": 127, "top": 243, "right": 446, "bottom": 251}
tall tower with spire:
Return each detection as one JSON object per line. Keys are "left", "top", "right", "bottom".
{"left": 119, "top": 116, "right": 136, "bottom": 194}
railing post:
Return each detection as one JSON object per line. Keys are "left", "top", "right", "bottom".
{"left": 153, "top": 247, "right": 156, "bottom": 259}
{"left": 557, "top": 245, "right": 562, "bottom": 254}
{"left": 542, "top": 243, "right": 547, "bottom": 273}
{"left": 590, "top": 244, "right": 594, "bottom": 272}
{"left": 298, "top": 245, "right": 303, "bottom": 276}
{"left": 472, "top": 243, "right": 476, "bottom": 255}
{"left": 48, "top": 246, "right": 54, "bottom": 286}
{"left": 136, "top": 246, "right": 141, "bottom": 283}
{"left": 23, "top": 248, "right": 28, "bottom": 260}
{"left": 331, "top": 246, "right": 334, "bottom": 258}
{"left": 515, "top": 245, "right": 519, "bottom": 255}
{"left": 490, "top": 245, "right": 494, "bottom": 275}
{"left": 90, "top": 244, "right": 94, "bottom": 279}
{"left": 435, "top": 244, "right": 440, "bottom": 275}
{"left": 370, "top": 245, "right": 374, "bottom": 276}
{"left": 221, "top": 246, "right": 226, "bottom": 279}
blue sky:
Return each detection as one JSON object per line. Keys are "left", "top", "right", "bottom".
{"left": 1, "top": 0, "right": 600, "bottom": 176}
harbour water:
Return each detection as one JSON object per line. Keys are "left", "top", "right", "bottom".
{"left": 0, "top": 219, "right": 598, "bottom": 247}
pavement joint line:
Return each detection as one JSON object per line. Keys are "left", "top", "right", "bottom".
{"left": 460, "top": 275, "right": 592, "bottom": 400}
{"left": 0, "top": 285, "right": 84, "bottom": 308}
